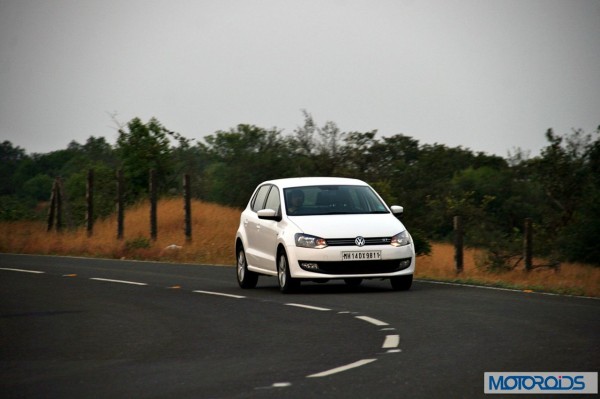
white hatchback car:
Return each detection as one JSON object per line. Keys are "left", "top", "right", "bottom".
{"left": 235, "top": 177, "right": 415, "bottom": 292}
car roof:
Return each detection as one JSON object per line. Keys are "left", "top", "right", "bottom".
{"left": 262, "top": 177, "right": 368, "bottom": 189}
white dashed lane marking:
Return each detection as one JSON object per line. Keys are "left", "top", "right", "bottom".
{"left": 89, "top": 277, "right": 147, "bottom": 286}
{"left": 355, "top": 315, "right": 389, "bottom": 326}
{"left": 284, "top": 303, "right": 331, "bottom": 311}
{"left": 0, "top": 267, "right": 45, "bottom": 274}
{"left": 193, "top": 290, "right": 246, "bottom": 299}
{"left": 382, "top": 334, "right": 400, "bottom": 349}
{"left": 307, "top": 359, "right": 378, "bottom": 378}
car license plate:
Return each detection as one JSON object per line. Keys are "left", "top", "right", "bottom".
{"left": 341, "top": 251, "right": 382, "bottom": 261}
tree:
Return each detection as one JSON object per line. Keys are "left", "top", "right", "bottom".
{"left": 22, "top": 174, "right": 54, "bottom": 202}
{"left": 530, "top": 128, "right": 600, "bottom": 264}
{"left": 202, "top": 124, "right": 289, "bottom": 207}
{"left": 285, "top": 111, "right": 347, "bottom": 176}
{"left": 0, "top": 141, "right": 27, "bottom": 196}
{"left": 338, "top": 130, "right": 378, "bottom": 179}
{"left": 285, "top": 110, "right": 320, "bottom": 176}
{"left": 532, "top": 129, "right": 591, "bottom": 229}
{"left": 315, "top": 120, "right": 345, "bottom": 175}
{"left": 116, "top": 117, "right": 174, "bottom": 200}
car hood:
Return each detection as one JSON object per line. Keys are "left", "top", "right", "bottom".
{"left": 288, "top": 213, "right": 406, "bottom": 238}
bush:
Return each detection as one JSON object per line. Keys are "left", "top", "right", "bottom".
{"left": 125, "top": 236, "right": 151, "bottom": 250}
{"left": 0, "top": 195, "right": 36, "bottom": 221}
{"left": 410, "top": 228, "right": 431, "bottom": 256}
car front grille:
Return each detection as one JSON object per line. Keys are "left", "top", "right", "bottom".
{"left": 298, "top": 258, "right": 411, "bottom": 275}
{"left": 326, "top": 237, "right": 392, "bottom": 246}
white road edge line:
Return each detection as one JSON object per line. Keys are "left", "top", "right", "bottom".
{"left": 416, "top": 279, "right": 600, "bottom": 300}
{"left": 355, "top": 315, "right": 389, "bottom": 326}
{"left": 382, "top": 334, "right": 400, "bottom": 349}
{"left": 285, "top": 303, "right": 331, "bottom": 311}
{"left": 0, "top": 267, "right": 45, "bottom": 274}
{"left": 193, "top": 290, "right": 246, "bottom": 299}
{"left": 90, "top": 278, "right": 147, "bottom": 286}
{"left": 271, "top": 382, "right": 292, "bottom": 388}
{"left": 307, "top": 359, "right": 377, "bottom": 378}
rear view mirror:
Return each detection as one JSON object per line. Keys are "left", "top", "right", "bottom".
{"left": 257, "top": 208, "right": 281, "bottom": 221}
{"left": 390, "top": 205, "right": 404, "bottom": 215}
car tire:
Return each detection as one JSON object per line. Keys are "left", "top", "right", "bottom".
{"left": 236, "top": 245, "right": 258, "bottom": 289}
{"left": 278, "top": 251, "right": 299, "bottom": 293}
{"left": 344, "top": 278, "right": 363, "bottom": 287}
{"left": 390, "top": 274, "right": 412, "bottom": 291}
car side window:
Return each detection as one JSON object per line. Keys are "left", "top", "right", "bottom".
{"left": 251, "top": 185, "right": 271, "bottom": 212}
{"left": 264, "top": 186, "right": 281, "bottom": 214}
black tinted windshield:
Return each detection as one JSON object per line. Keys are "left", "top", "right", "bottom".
{"left": 284, "top": 185, "right": 389, "bottom": 216}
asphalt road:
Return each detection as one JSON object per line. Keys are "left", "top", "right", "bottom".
{"left": 1, "top": 254, "right": 598, "bottom": 398}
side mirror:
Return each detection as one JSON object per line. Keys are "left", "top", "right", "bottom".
{"left": 390, "top": 205, "right": 404, "bottom": 215}
{"left": 257, "top": 208, "right": 281, "bottom": 221}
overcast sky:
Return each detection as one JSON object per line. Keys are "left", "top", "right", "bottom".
{"left": 1, "top": 0, "right": 598, "bottom": 157}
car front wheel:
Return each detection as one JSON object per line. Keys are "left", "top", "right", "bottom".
{"left": 278, "top": 251, "right": 299, "bottom": 293}
{"left": 237, "top": 246, "right": 258, "bottom": 289}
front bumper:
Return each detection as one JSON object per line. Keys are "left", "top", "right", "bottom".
{"left": 286, "top": 245, "right": 415, "bottom": 279}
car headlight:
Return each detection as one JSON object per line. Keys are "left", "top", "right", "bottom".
{"left": 391, "top": 230, "right": 411, "bottom": 247}
{"left": 295, "top": 233, "right": 328, "bottom": 249}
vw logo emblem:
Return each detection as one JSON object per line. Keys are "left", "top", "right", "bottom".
{"left": 355, "top": 236, "right": 365, "bottom": 247}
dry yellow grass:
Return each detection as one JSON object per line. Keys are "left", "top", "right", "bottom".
{"left": 1, "top": 199, "right": 598, "bottom": 297}
{"left": 416, "top": 243, "right": 600, "bottom": 297}
{"left": 0, "top": 198, "right": 240, "bottom": 265}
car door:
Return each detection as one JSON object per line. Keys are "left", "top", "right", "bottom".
{"left": 254, "top": 185, "right": 281, "bottom": 272}
{"left": 243, "top": 184, "right": 271, "bottom": 268}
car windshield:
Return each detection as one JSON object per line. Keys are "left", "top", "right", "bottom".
{"left": 284, "top": 185, "right": 389, "bottom": 216}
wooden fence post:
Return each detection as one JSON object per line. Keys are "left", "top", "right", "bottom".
{"left": 116, "top": 169, "right": 124, "bottom": 240}
{"left": 55, "top": 177, "right": 63, "bottom": 232}
{"left": 524, "top": 218, "right": 533, "bottom": 272}
{"left": 86, "top": 169, "right": 94, "bottom": 237}
{"left": 454, "top": 215, "right": 464, "bottom": 274}
{"left": 47, "top": 179, "right": 57, "bottom": 231}
{"left": 150, "top": 169, "right": 157, "bottom": 241}
{"left": 184, "top": 174, "right": 192, "bottom": 242}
